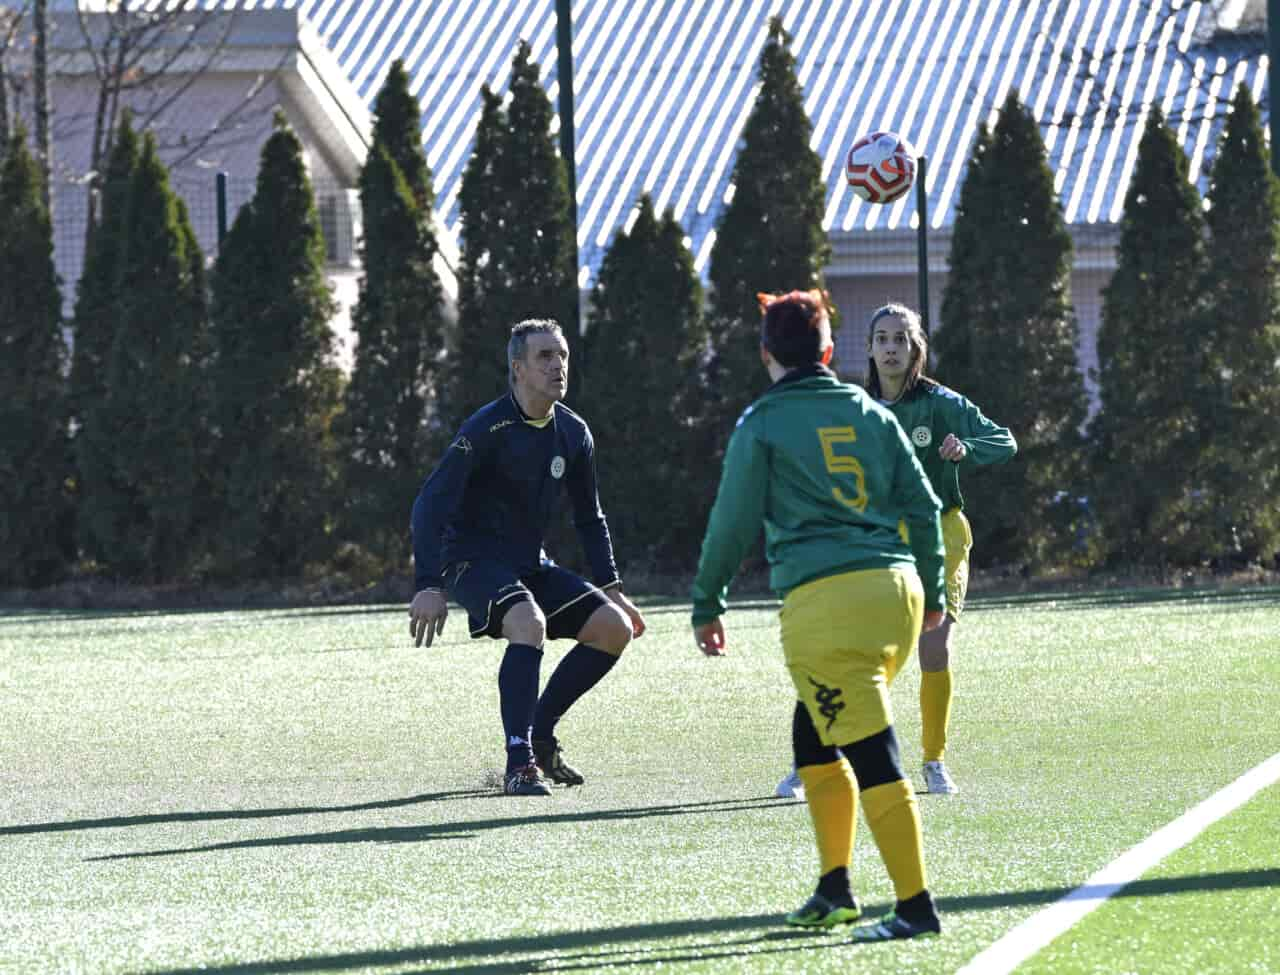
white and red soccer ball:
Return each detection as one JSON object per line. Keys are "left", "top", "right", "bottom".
{"left": 845, "top": 131, "right": 916, "bottom": 204}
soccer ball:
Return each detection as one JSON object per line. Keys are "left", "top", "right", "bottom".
{"left": 845, "top": 131, "right": 916, "bottom": 204}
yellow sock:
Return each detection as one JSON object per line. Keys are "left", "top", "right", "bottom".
{"left": 860, "top": 779, "right": 927, "bottom": 901}
{"left": 797, "top": 760, "right": 857, "bottom": 875}
{"left": 920, "top": 669, "right": 953, "bottom": 763}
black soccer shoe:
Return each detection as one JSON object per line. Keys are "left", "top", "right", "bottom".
{"left": 532, "top": 737, "right": 585, "bottom": 786}
{"left": 848, "top": 909, "right": 941, "bottom": 942}
{"left": 785, "top": 892, "right": 863, "bottom": 928}
{"left": 503, "top": 762, "right": 552, "bottom": 796}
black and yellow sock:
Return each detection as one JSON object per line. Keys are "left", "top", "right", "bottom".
{"left": 797, "top": 759, "right": 857, "bottom": 875}
{"left": 860, "top": 778, "right": 927, "bottom": 901}
{"left": 920, "top": 669, "right": 953, "bottom": 764}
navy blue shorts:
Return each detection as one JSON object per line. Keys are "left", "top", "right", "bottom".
{"left": 446, "top": 560, "right": 610, "bottom": 640}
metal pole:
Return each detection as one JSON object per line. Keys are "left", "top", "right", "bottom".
{"left": 216, "top": 172, "right": 228, "bottom": 251}
{"left": 1270, "top": 0, "right": 1280, "bottom": 176}
{"left": 915, "top": 154, "right": 930, "bottom": 335}
{"left": 555, "top": 0, "right": 583, "bottom": 374}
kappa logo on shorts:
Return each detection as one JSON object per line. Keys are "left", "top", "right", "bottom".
{"left": 550, "top": 455, "right": 566, "bottom": 479}
{"left": 911, "top": 426, "right": 932, "bottom": 448}
{"left": 807, "top": 677, "right": 846, "bottom": 731}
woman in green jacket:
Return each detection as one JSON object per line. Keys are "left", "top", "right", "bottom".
{"left": 864, "top": 302, "right": 1016, "bottom": 794}
{"left": 776, "top": 302, "right": 1016, "bottom": 799}
{"left": 694, "top": 290, "right": 947, "bottom": 940}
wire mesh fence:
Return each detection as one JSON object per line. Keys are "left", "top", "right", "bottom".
{"left": 48, "top": 173, "right": 361, "bottom": 313}
{"left": 45, "top": 166, "right": 1122, "bottom": 412}
{"left": 825, "top": 221, "right": 1119, "bottom": 400}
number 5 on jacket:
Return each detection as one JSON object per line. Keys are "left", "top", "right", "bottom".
{"left": 818, "top": 426, "right": 868, "bottom": 512}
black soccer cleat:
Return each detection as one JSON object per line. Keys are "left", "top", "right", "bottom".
{"left": 503, "top": 762, "right": 552, "bottom": 796}
{"left": 848, "top": 909, "right": 941, "bottom": 942}
{"left": 532, "top": 737, "right": 585, "bottom": 786}
{"left": 785, "top": 892, "right": 863, "bottom": 929}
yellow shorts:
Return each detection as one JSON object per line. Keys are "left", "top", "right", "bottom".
{"left": 942, "top": 508, "right": 973, "bottom": 621}
{"left": 780, "top": 567, "right": 924, "bottom": 747}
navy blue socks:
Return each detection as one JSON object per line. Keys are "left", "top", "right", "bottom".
{"left": 498, "top": 642, "right": 543, "bottom": 770}
{"left": 531, "top": 644, "right": 618, "bottom": 742}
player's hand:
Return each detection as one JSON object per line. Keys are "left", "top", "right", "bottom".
{"left": 939, "top": 433, "right": 968, "bottom": 462}
{"left": 608, "top": 588, "right": 646, "bottom": 638}
{"left": 922, "top": 609, "right": 946, "bottom": 632}
{"left": 694, "top": 619, "right": 726, "bottom": 656}
{"left": 409, "top": 589, "right": 448, "bottom": 647}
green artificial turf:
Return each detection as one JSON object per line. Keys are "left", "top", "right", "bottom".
{"left": 0, "top": 586, "right": 1277, "bottom": 973}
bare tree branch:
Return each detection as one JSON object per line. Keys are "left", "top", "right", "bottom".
{"left": 79, "top": 5, "right": 260, "bottom": 181}
{"left": 1005, "top": 0, "right": 1265, "bottom": 135}
{"left": 134, "top": 9, "right": 239, "bottom": 124}
{"left": 164, "top": 49, "right": 286, "bottom": 170}
{"left": 33, "top": 0, "right": 50, "bottom": 209}
{"left": 0, "top": 2, "right": 34, "bottom": 150}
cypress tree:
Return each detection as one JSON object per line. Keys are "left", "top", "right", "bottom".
{"left": 706, "top": 15, "right": 830, "bottom": 431}
{"left": 502, "top": 41, "right": 578, "bottom": 379}
{"left": 210, "top": 114, "right": 341, "bottom": 578}
{"left": 371, "top": 60, "right": 431, "bottom": 208}
{"left": 449, "top": 85, "right": 509, "bottom": 426}
{"left": 340, "top": 68, "right": 445, "bottom": 562}
{"left": 933, "top": 92, "right": 1088, "bottom": 566}
{"left": 1091, "top": 107, "right": 1209, "bottom": 567}
{"left": 71, "top": 113, "right": 139, "bottom": 566}
{"left": 89, "top": 133, "right": 210, "bottom": 580}
{"left": 578, "top": 196, "right": 705, "bottom": 565}
{"left": 449, "top": 43, "right": 578, "bottom": 424}
{"left": 937, "top": 123, "right": 994, "bottom": 381}
{"left": 1198, "top": 88, "right": 1280, "bottom": 566}
{"left": 0, "top": 126, "right": 74, "bottom": 587}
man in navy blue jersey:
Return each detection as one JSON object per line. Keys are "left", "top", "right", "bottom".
{"left": 410, "top": 319, "right": 646, "bottom": 796}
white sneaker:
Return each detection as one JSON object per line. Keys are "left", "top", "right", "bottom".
{"left": 922, "top": 761, "right": 959, "bottom": 795}
{"left": 775, "top": 767, "right": 805, "bottom": 799}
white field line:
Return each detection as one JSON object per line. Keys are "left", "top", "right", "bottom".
{"left": 955, "top": 751, "right": 1280, "bottom": 975}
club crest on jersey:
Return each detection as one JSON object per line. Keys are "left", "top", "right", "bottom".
{"left": 550, "top": 456, "right": 566, "bottom": 479}
{"left": 451, "top": 435, "right": 473, "bottom": 454}
{"left": 911, "top": 426, "right": 932, "bottom": 448}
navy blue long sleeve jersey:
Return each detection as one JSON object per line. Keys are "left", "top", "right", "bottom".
{"left": 411, "top": 393, "right": 621, "bottom": 593}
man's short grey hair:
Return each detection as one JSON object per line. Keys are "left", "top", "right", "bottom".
{"left": 508, "top": 319, "right": 564, "bottom": 386}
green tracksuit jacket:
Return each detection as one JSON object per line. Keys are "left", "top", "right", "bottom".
{"left": 691, "top": 365, "right": 946, "bottom": 625}
{"left": 884, "top": 382, "right": 1017, "bottom": 510}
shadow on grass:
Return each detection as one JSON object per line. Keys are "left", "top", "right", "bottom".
{"left": 0, "top": 790, "right": 493, "bottom": 837}
{"left": 88, "top": 796, "right": 798, "bottom": 861}
{"left": 136, "top": 867, "right": 1280, "bottom": 974}
{"left": 970, "top": 585, "right": 1280, "bottom": 612}
{"left": 0, "top": 603, "right": 400, "bottom": 629}
{"left": 135, "top": 912, "right": 833, "bottom": 975}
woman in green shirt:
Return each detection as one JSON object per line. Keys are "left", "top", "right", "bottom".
{"left": 864, "top": 302, "right": 1016, "bottom": 794}
{"left": 775, "top": 302, "right": 1017, "bottom": 799}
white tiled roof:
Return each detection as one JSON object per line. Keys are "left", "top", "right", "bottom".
{"left": 32, "top": 0, "right": 1271, "bottom": 286}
